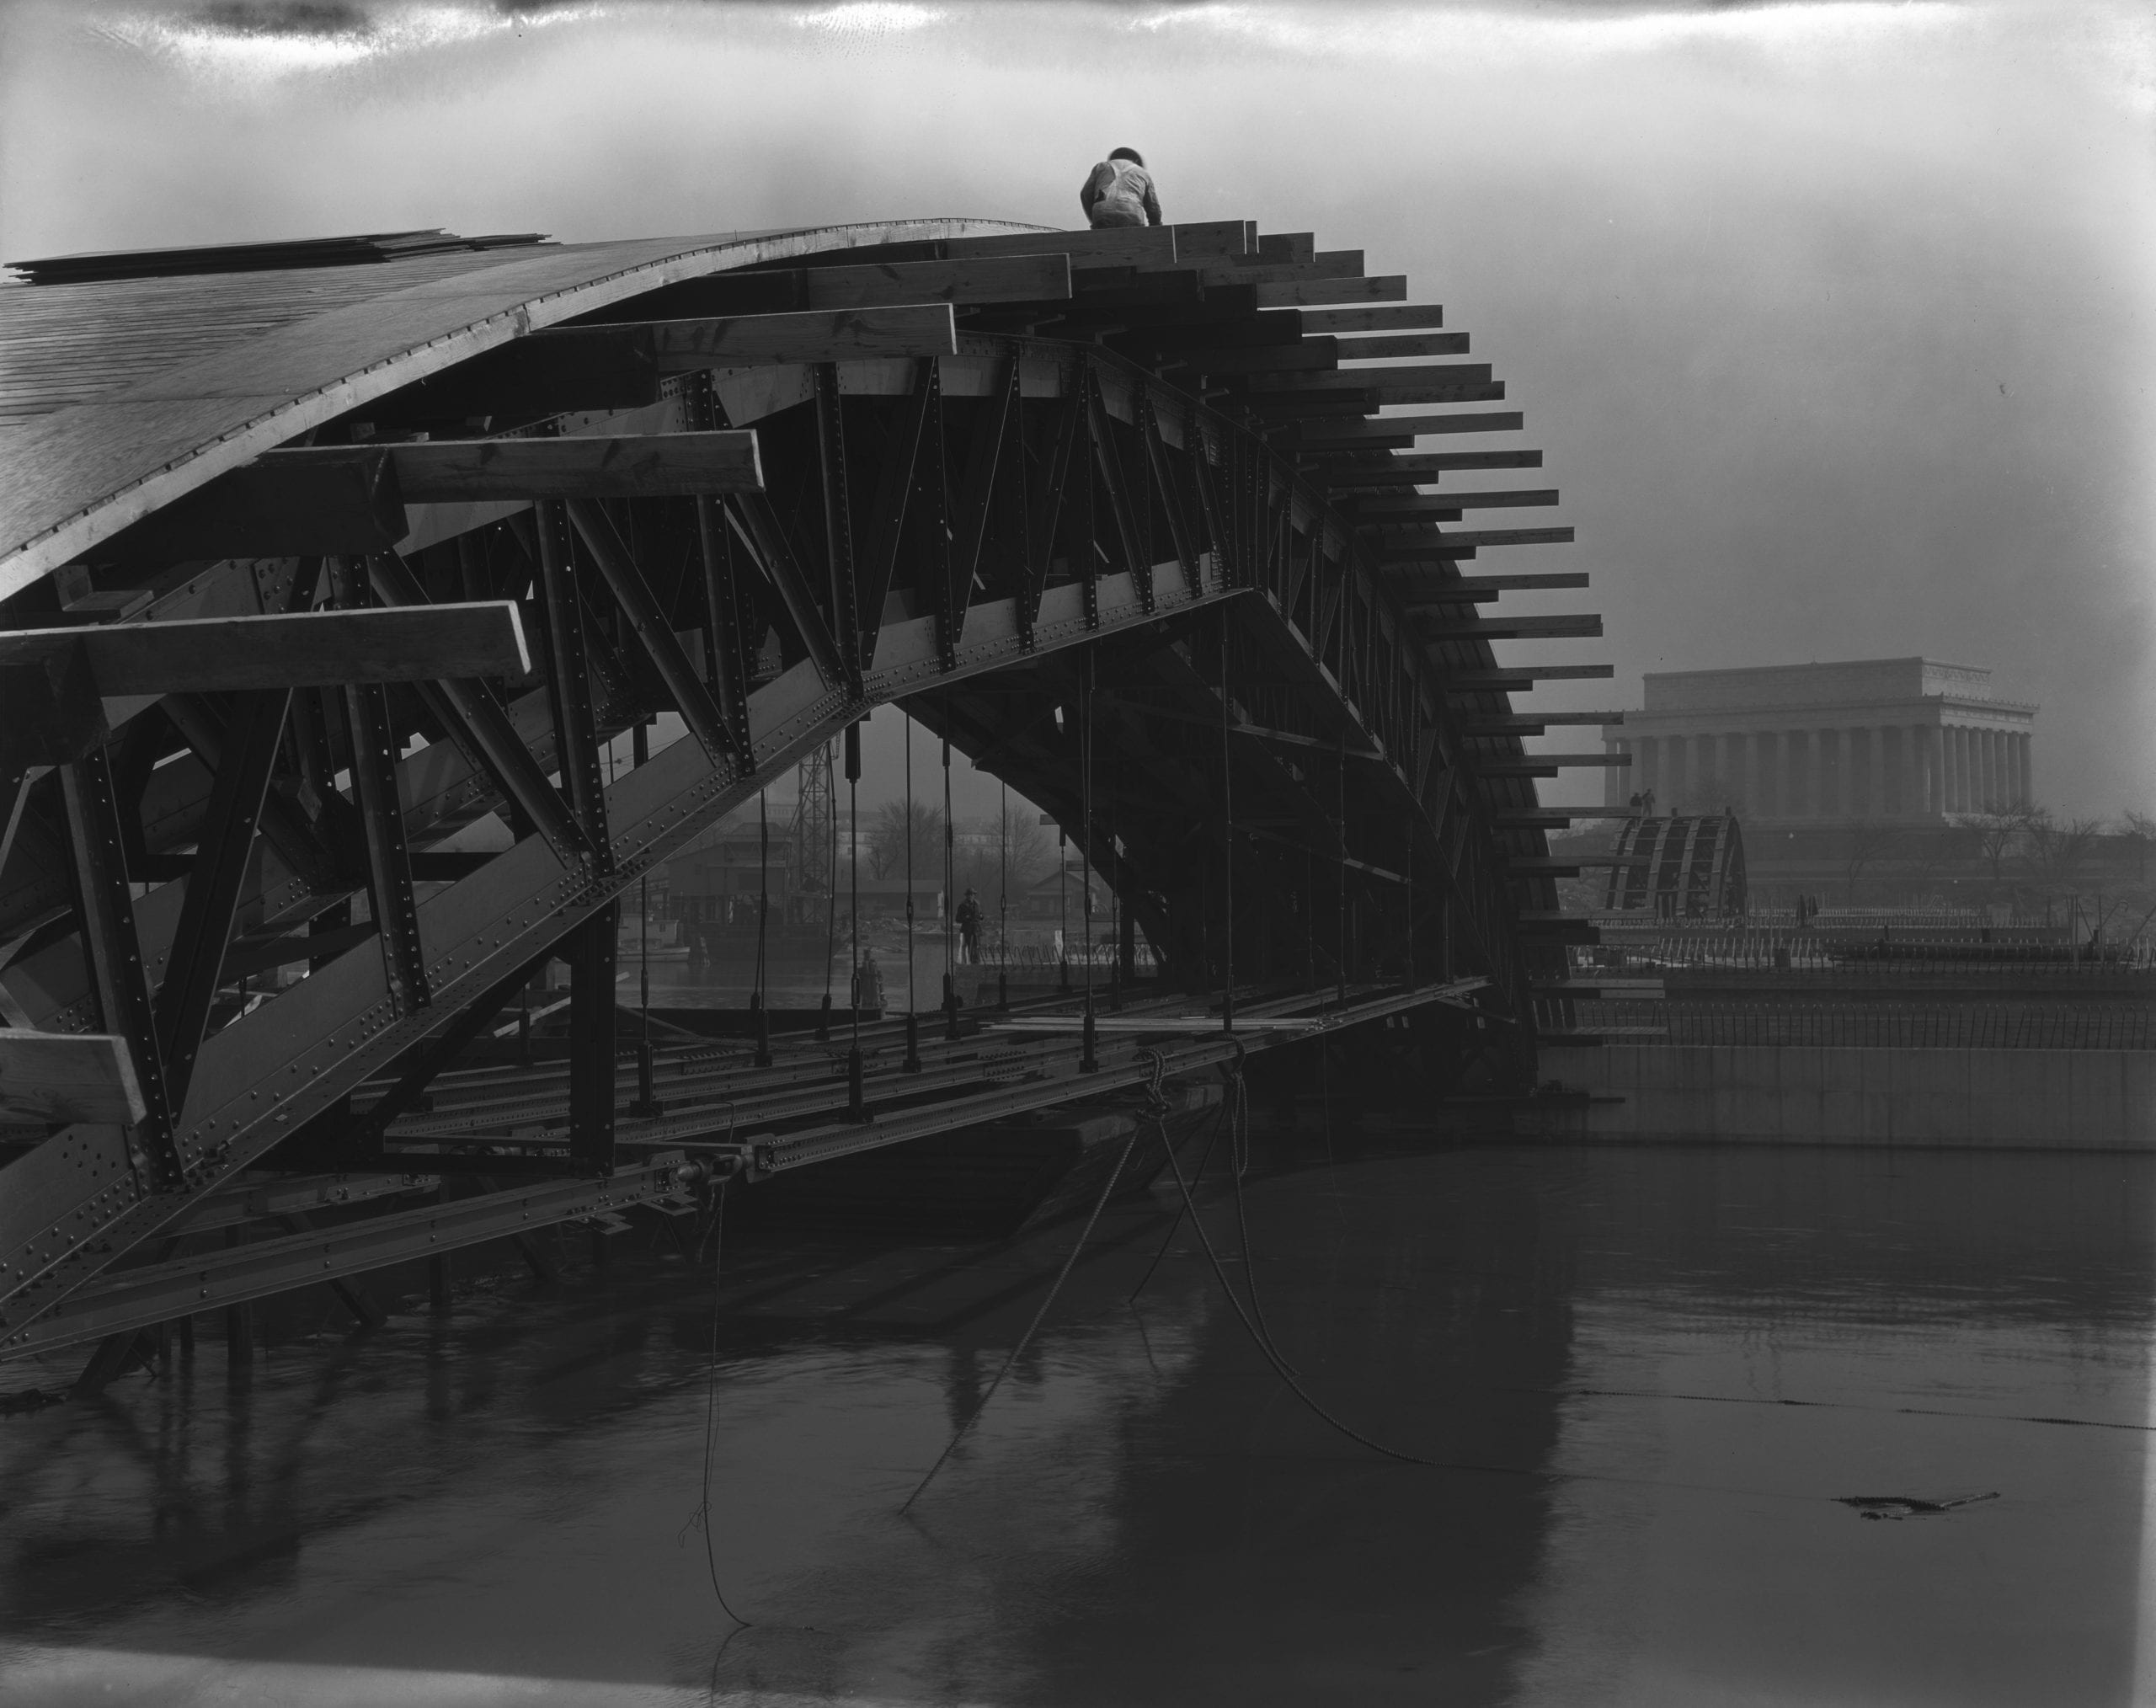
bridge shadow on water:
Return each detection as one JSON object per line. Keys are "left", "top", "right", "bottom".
{"left": 0, "top": 1128, "right": 2151, "bottom": 1705}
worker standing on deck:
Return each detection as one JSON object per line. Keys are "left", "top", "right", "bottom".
{"left": 955, "top": 887, "right": 983, "bottom": 964}
{"left": 1081, "top": 147, "right": 1163, "bottom": 229}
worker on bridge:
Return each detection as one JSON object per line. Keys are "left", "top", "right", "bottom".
{"left": 955, "top": 887, "right": 984, "bottom": 964}
{"left": 1081, "top": 147, "right": 1163, "bottom": 229}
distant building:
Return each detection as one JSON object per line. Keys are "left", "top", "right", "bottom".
{"left": 666, "top": 819, "right": 798, "bottom": 925}
{"left": 1605, "top": 659, "right": 2036, "bottom": 825}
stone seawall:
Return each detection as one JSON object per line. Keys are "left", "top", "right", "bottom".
{"left": 1536, "top": 1045, "right": 2156, "bottom": 1149}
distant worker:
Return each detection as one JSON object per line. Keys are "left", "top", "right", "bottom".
{"left": 1081, "top": 147, "right": 1163, "bottom": 229}
{"left": 955, "top": 887, "right": 984, "bottom": 963}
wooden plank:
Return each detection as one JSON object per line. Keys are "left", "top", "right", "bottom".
{"left": 1463, "top": 710, "right": 1621, "bottom": 730}
{"left": 1414, "top": 613, "right": 1601, "bottom": 639}
{"left": 1450, "top": 572, "right": 1592, "bottom": 590}
{"left": 1254, "top": 362, "right": 1492, "bottom": 392}
{"left": 404, "top": 432, "right": 760, "bottom": 499}
{"left": 0, "top": 633, "right": 107, "bottom": 773}
{"left": 0, "top": 603, "right": 533, "bottom": 695}
{"left": 803, "top": 253, "right": 1072, "bottom": 309}
{"left": 1480, "top": 752, "right": 1630, "bottom": 770}
{"left": 1295, "top": 413, "right": 1524, "bottom": 445}
{"left": 1352, "top": 490, "right": 1559, "bottom": 515}
{"left": 1252, "top": 275, "right": 1406, "bottom": 307}
{"left": 1305, "top": 304, "right": 1447, "bottom": 334}
{"left": 535, "top": 305, "right": 958, "bottom": 371}
{"left": 99, "top": 442, "right": 408, "bottom": 560}
{"left": 1256, "top": 232, "right": 1317, "bottom": 264}
{"left": 261, "top": 431, "right": 765, "bottom": 503}
{"left": 0, "top": 1032, "right": 146, "bottom": 1126}
{"left": 1316, "top": 451, "right": 1545, "bottom": 483}
{"left": 1418, "top": 526, "right": 1575, "bottom": 550}
{"left": 944, "top": 227, "right": 1175, "bottom": 265}
{"left": 1170, "top": 220, "right": 1254, "bottom": 257}
{"left": 1335, "top": 333, "right": 1469, "bottom": 359}
{"left": 1448, "top": 665, "right": 1614, "bottom": 686}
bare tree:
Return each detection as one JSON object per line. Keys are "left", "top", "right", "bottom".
{"left": 1967, "top": 804, "right": 2039, "bottom": 888}
{"left": 953, "top": 805, "right": 1054, "bottom": 908}
{"left": 868, "top": 799, "right": 945, "bottom": 882}
{"left": 2120, "top": 809, "right": 2156, "bottom": 885}
{"left": 1838, "top": 822, "right": 1903, "bottom": 903}
{"left": 2027, "top": 812, "right": 2105, "bottom": 898}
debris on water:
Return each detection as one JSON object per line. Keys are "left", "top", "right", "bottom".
{"left": 1838, "top": 1492, "right": 2000, "bottom": 1521}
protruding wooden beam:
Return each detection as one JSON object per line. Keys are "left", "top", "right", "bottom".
{"left": 1463, "top": 711, "right": 1624, "bottom": 732}
{"left": 1414, "top": 613, "right": 1601, "bottom": 639}
{"left": 806, "top": 254, "right": 1072, "bottom": 309}
{"left": 1449, "top": 573, "right": 1592, "bottom": 591}
{"left": 1246, "top": 362, "right": 1493, "bottom": 393}
{"left": 0, "top": 1032, "right": 147, "bottom": 1126}
{"left": 1336, "top": 332, "right": 1465, "bottom": 358}
{"left": 1448, "top": 665, "right": 1615, "bottom": 687}
{"left": 1478, "top": 752, "right": 1631, "bottom": 771}
{"left": 1294, "top": 413, "right": 1524, "bottom": 446}
{"left": 0, "top": 604, "right": 530, "bottom": 697}
{"left": 1302, "top": 303, "right": 1445, "bottom": 334}
{"left": 946, "top": 227, "right": 1176, "bottom": 265}
{"left": 1315, "top": 451, "right": 1545, "bottom": 483}
{"left": 526, "top": 254, "right": 1073, "bottom": 325}
{"left": 538, "top": 304, "right": 958, "bottom": 371}
{"left": 1351, "top": 491, "right": 1560, "bottom": 516}
{"left": 1387, "top": 526, "right": 1575, "bottom": 552}
{"left": 0, "top": 634, "right": 105, "bottom": 775}
{"left": 263, "top": 431, "right": 765, "bottom": 504}
{"left": 1252, "top": 275, "right": 1407, "bottom": 307}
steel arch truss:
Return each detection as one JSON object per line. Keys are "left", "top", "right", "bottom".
{"left": 0, "top": 330, "right": 1536, "bottom": 1344}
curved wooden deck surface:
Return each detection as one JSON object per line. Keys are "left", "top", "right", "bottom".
{"left": 0, "top": 217, "right": 1046, "bottom": 598}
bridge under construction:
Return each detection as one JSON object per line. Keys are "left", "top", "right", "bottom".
{"left": 0, "top": 216, "right": 1610, "bottom": 1390}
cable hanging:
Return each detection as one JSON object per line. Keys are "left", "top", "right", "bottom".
{"left": 899, "top": 1052, "right": 1163, "bottom": 1514}
{"left": 818, "top": 740, "right": 837, "bottom": 1042}
{"left": 903, "top": 709, "right": 922, "bottom": 1072}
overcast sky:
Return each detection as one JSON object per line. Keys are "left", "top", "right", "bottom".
{"left": 3, "top": 0, "right": 2152, "bottom": 816}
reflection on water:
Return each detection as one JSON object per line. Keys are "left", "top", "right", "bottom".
{"left": 0, "top": 1143, "right": 2149, "bottom": 1705}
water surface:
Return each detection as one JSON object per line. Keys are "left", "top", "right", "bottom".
{"left": 2, "top": 1143, "right": 2149, "bottom": 1705}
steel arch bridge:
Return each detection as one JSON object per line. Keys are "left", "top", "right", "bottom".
{"left": 0, "top": 216, "right": 1610, "bottom": 1375}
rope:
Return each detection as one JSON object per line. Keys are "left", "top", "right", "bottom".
{"left": 899, "top": 1083, "right": 1150, "bottom": 1514}
{"left": 1219, "top": 1048, "right": 1293, "bottom": 1370}
{"left": 682, "top": 1173, "right": 751, "bottom": 1628}
{"left": 1155, "top": 1112, "right": 1518, "bottom": 1476}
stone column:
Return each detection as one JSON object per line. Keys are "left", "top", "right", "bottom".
{"left": 1668, "top": 734, "right": 1689, "bottom": 810}
{"left": 1785, "top": 729, "right": 1808, "bottom": 818}
{"left": 1605, "top": 737, "right": 1627, "bottom": 809}
{"left": 1753, "top": 732, "right": 1777, "bottom": 817}
{"left": 1951, "top": 726, "right": 1968, "bottom": 814}
{"left": 2018, "top": 730, "right": 2034, "bottom": 808}
{"left": 1973, "top": 729, "right": 1991, "bottom": 812}
{"left": 1913, "top": 724, "right": 1937, "bottom": 817}
{"left": 1849, "top": 727, "right": 1871, "bottom": 818}
{"left": 1817, "top": 729, "right": 1841, "bottom": 818}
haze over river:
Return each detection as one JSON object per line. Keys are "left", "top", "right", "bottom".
{"left": 3, "top": 1140, "right": 2151, "bottom": 1705}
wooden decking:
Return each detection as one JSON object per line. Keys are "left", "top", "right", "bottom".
{"left": 0, "top": 219, "right": 1045, "bottom": 598}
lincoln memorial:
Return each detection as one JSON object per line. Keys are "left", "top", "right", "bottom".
{"left": 1603, "top": 658, "right": 2036, "bottom": 824}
